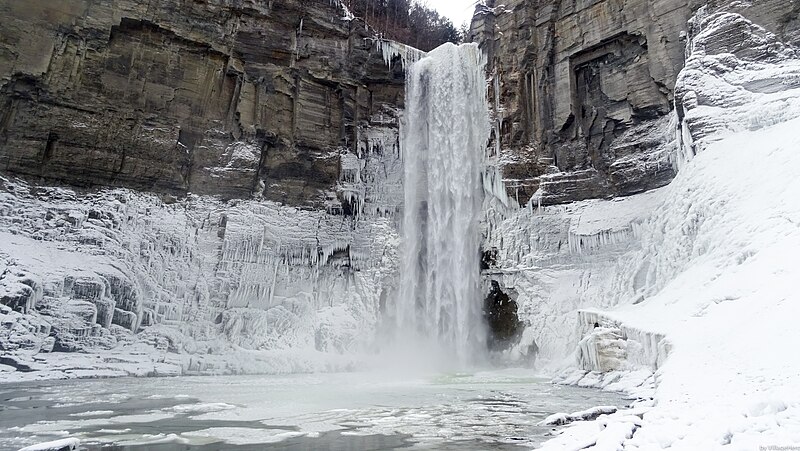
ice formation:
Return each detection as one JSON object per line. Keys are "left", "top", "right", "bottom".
{"left": 392, "top": 43, "right": 490, "bottom": 365}
{"left": 0, "top": 171, "right": 400, "bottom": 378}
{"left": 373, "top": 39, "right": 427, "bottom": 71}
{"left": 485, "top": 9, "right": 800, "bottom": 450}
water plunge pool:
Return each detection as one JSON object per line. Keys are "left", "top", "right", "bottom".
{"left": 1, "top": 370, "right": 628, "bottom": 450}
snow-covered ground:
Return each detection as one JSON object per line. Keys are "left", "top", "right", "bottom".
{"left": 483, "top": 9, "right": 800, "bottom": 450}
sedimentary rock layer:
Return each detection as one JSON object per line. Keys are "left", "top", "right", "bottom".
{"left": 0, "top": 0, "right": 404, "bottom": 207}
{"left": 470, "top": 0, "right": 798, "bottom": 205}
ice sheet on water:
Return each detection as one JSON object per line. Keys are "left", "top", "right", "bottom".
{"left": 18, "top": 438, "right": 80, "bottom": 451}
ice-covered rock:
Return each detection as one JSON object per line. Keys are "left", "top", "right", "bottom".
{"left": 0, "top": 172, "right": 399, "bottom": 378}
{"left": 498, "top": 6, "right": 800, "bottom": 449}
{"left": 19, "top": 438, "right": 80, "bottom": 451}
{"left": 674, "top": 9, "right": 800, "bottom": 167}
{"left": 539, "top": 406, "right": 619, "bottom": 426}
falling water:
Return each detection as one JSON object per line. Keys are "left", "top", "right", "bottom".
{"left": 395, "top": 43, "right": 491, "bottom": 366}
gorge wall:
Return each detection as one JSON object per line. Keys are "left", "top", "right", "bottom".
{"left": 470, "top": 0, "right": 799, "bottom": 206}
{"left": 475, "top": 0, "right": 800, "bottom": 372}
{"left": 0, "top": 0, "right": 406, "bottom": 207}
{"left": 0, "top": 0, "right": 417, "bottom": 377}
{"left": 2, "top": 0, "right": 799, "bottom": 378}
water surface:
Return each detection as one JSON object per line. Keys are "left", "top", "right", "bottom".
{"left": 0, "top": 369, "right": 627, "bottom": 450}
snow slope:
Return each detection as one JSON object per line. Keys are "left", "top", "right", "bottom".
{"left": 484, "top": 9, "right": 800, "bottom": 449}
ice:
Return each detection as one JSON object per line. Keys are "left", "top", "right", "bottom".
{"left": 374, "top": 39, "right": 426, "bottom": 71}
{"left": 0, "top": 173, "right": 399, "bottom": 378}
{"left": 490, "top": 9, "right": 800, "bottom": 450}
{"left": 336, "top": 122, "right": 404, "bottom": 217}
{"left": 182, "top": 428, "right": 304, "bottom": 445}
{"left": 18, "top": 438, "right": 80, "bottom": 451}
{"left": 392, "top": 43, "right": 491, "bottom": 366}
{"left": 69, "top": 410, "right": 114, "bottom": 418}
{"left": 539, "top": 406, "right": 619, "bottom": 426}
{"left": 329, "top": 0, "right": 355, "bottom": 21}
{"left": 0, "top": 370, "right": 627, "bottom": 449}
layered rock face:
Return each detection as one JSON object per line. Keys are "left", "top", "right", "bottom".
{"left": 0, "top": 0, "right": 416, "bottom": 376}
{"left": 469, "top": 0, "right": 798, "bottom": 206}
{"left": 482, "top": 0, "right": 800, "bottom": 372}
{"left": 0, "top": 0, "right": 404, "bottom": 207}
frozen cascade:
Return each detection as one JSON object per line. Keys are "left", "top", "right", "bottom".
{"left": 395, "top": 43, "right": 490, "bottom": 366}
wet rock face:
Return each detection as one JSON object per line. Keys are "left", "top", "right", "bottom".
{"left": 0, "top": 0, "right": 403, "bottom": 207}
{"left": 480, "top": 248, "right": 499, "bottom": 271}
{"left": 470, "top": 0, "right": 798, "bottom": 206}
{"left": 483, "top": 280, "right": 523, "bottom": 351}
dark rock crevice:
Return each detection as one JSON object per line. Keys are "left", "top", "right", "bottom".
{"left": 483, "top": 280, "right": 524, "bottom": 352}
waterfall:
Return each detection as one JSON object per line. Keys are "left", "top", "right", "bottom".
{"left": 394, "top": 43, "right": 490, "bottom": 366}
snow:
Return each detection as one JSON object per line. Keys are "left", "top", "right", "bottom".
{"left": 485, "top": 10, "right": 800, "bottom": 450}
{"left": 0, "top": 170, "right": 399, "bottom": 379}
{"left": 2, "top": 5, "right": 800, "bottom": 451}
{"left": 18, "top": 438, "right": 80, "bottom": 451}
{"left": 539, "top": 406, "right": 619, "bottom": 426}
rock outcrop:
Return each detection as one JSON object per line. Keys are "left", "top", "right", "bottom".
{"left": 0, "top": 0, "right": 405, "bottom": 208}
{"left": 0, "top": 0, "right": 415, "bottom": 377}
{"left": 469, "top": 0, "right": 799, "bottom": 206}
{"left": 481, "top": 2, "right": 800, "bottom": 370}
{"left": 483, "top": 280, "right": 524, "bottom": 351}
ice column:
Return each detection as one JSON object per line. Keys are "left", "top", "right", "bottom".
{"left": 396, "top": 43, "right": 490, "bottom": 365}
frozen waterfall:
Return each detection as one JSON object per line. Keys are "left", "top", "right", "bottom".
{"left": 394, "top": 43, "right": 491, "bottom": 366}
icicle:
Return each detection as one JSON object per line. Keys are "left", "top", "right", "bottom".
{"left": 372, "top": 38, "right": 426, "bottom": 72}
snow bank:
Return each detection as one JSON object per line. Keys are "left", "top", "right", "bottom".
{"left": 503, "top": 9, "right": 800, "bottom": 450}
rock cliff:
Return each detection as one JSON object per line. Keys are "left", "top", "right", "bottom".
{"left": 470, "top": 0, "right": 798, "bottom": 205}
{"left": 2, "top": 0, "right": 799, "bottom": 380}
{"left": 0, "top": 0, "right": 416, "bottom": 377}
{"left": 0, "top": 0, "right": 406, "bottom": 207}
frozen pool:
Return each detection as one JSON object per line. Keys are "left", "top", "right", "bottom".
{"left": 0, "top": 369, "right": 628, "bottom": 450}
